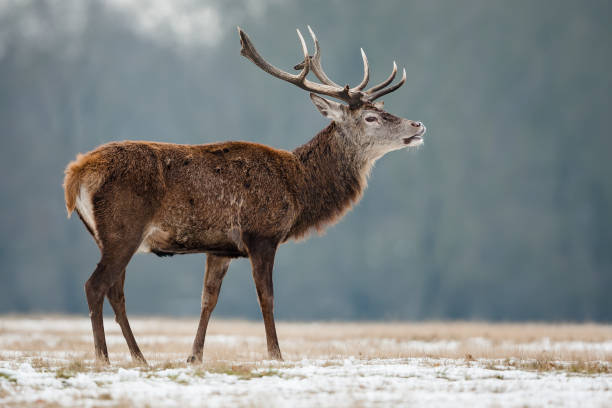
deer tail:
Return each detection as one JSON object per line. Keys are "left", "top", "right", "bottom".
{"left": 63, "top": 154, "right": 86, "bottom": 218}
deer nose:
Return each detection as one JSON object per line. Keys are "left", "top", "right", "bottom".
{"left": 411, "top": 121, "right": 422, "bottom": 128}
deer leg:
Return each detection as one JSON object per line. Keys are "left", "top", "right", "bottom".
{"left": 85, "top": 242, "right": 138, "bottom": 364}
{"left": 248, "top": 238, "right": 282, "bottom": 361}
{"left": 107, "top": 269, "right": 147, "bottom": 365}
{"left": 85, "top": 261, "right": 110, "bottom": 363}
{"left": 187, "top": 255, "right": 231, "bottom": 364}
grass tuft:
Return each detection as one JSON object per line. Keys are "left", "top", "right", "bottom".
{"left": 0, "top": 371, "right": 17, "bottom": 383}
{"left": 202, "top": 362, "right": 280, "bottom": 380}
{"left": 503, "top": 358, "right": 610, "bottom": 375}
{"left": 55, "top": 359, "right": 88, "bottom": 379}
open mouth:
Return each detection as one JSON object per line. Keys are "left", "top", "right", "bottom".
{"left": 403, "top": 129, "right": 425, "bottom": 145}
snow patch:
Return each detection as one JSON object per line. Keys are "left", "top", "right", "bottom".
{"left": 1, "top": 358, "right": 610, "bottom": 407}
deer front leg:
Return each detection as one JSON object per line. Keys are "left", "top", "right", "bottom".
{"left": 247, "top": 238, "right": 283, "bottom": 361}
{"left": 187, "top": 255, "right": 231, "bottom": 364}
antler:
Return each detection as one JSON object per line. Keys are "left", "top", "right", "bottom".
{"left": 365, "top": 62, "right": 407, "bottom": 101}
{"left": 294, "top": 26, "right": 369, "bottom": 91}
{"left": 238, "top": 26, "right": 405, "bottom": 107}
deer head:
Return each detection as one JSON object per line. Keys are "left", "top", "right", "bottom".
{"left": 238, "top": 25, "right": 425, "bottom": 163}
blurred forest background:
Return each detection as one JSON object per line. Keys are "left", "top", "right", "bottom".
{"left": 1, "top": 0, "right": 610, "bottom": 321}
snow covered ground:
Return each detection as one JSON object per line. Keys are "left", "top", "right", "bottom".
{"left": 1, "top": 357, "right": 611, "bottom": 407}
{"left": 0, "top": 317, "right": 610, "bottom": 407}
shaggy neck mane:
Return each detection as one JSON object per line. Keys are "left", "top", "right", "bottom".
{"left": 289, "top": 122, "right": 374, "bottom": 239}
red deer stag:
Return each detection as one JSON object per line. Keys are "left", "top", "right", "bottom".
{"left": 63, "top": 26, "right": 425, "bottom": 365}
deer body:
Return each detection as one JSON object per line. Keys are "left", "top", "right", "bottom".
{"left": 67, "top": 141, "right": 303, "bottom": 258}
{"left": 64, "top": 27, "right": 425, "bottom": 364}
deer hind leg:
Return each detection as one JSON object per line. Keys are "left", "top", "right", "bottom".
{"left": 85, "top": 262, "right": 110, "bottom": 363}
{"left": 107, "top": 269, "right": 147, "bottom": 365}
{"left": 247, "top": 237, "right": 283, "bottom": 361}
{"left": 187, "top": 254, "right": 231, "bottom": 364}
{"left": 85, "top": 238, "right": 140, "bottom": 364}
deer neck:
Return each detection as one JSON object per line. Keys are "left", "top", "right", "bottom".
{"left": 290, "top": 122, "right": 374, "bottom": 239}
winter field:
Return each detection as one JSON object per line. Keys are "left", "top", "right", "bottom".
{"left": 0, "top": 316, "right": 610, "bottom": 407}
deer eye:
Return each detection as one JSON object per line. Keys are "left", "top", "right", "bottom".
{"left": 365, "top": 116, "right": 378, "bottom": 123}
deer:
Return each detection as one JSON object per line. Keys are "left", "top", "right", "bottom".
{"left": 63, "top": 26, "right": 425, "bottom": 365}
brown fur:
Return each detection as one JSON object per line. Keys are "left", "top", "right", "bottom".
{"left": 63, "top": 25, "right": 426, "bottom": 365}
{"left": 64, "top": 128, "right": 369, "bottom": 253}
{"left": 290, "top": 122, "right": 370, "bottom": 238}
{"left": 64, "top": 154, "right": 101, "bottom": 216}
{"left": 64, "top": 159, "right": 81, "bottom": 216}
{"left": 63, "top": 100, "right": 422, "bottom": 365}
{"left": 63, "top": 127, "right": 370, "bottom": 364}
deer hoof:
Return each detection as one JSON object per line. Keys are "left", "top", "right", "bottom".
{"left": 186, "top": 355, "right": 202, "bottom": 364}
{"left": 269, "top": 351, "right": 283, "bottom": 361}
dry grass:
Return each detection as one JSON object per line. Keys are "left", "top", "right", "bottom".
{"left": 0, "top": 315, "right": 610, "bottom": 374}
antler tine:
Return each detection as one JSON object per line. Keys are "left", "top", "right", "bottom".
{"left": 365, "top": 61, "right": 397, "bottom": 94}
{"left": 306, "top": 25, "right": 342, "bottom": 88}
{"left": 307, "top": 26, "right": 369, "bottom": 92}
{"left": 238, "top": 26, "right": 309, "bottom": 87}
{"left": 367, "top": 67, "right": 406, "bottom": 102}
{"left": 295, "top": 29, "right": 310, "bottom": 81}
{"left": 355, "top": 48, "right": 369, "bottom": 91}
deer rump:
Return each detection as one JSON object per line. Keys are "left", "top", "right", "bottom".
{"left": 64, "top": 140, "right": 302, "bottom": 258}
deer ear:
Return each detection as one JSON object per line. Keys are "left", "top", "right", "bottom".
{"left": 310, "top": 93, "right": 345, "bottom": 122}
{"left": 373, "top": 101, "right": 384, "bottom": 109}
